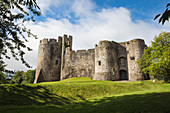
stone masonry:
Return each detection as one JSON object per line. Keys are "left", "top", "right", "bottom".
{"left": 34, "top": 34, "right": 146, "bottom": 83}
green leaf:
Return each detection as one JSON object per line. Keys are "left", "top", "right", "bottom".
{"left": 154, "top": 14, "right": 161, "bottom": 20}
{"left": 166, "top": 3, "right": 170, "bottom": 8}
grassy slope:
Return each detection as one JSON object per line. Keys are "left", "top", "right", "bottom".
{"left": 0, "top": 77, "right": 170, "bottom": 113}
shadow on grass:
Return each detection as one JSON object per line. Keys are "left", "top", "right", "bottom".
{"left": 82, "top": 92, "right": 170, "bottom": 113}
{"left": 8, "top": 92, "right": 170, "bottom": 113}
{"left": 0, "top": 84, "right": 70, "bottom": 106}
{"left": 0, "top": 84, "right": 170, "bottom": 113}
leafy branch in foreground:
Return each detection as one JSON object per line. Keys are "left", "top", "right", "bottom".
{"left": 154, "top": 3, "right": 170, "bottom": 25}
{"left": 0, "top": 0, "right": 41, "bottom": 68}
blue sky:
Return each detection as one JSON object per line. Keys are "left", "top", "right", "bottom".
{"left": 35, "top": 0, "right": 167, "bottom": 22}
{"left": 5, "top": 0, "right": 170, "bottom": 71}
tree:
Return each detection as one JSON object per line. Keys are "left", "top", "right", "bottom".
{"left": 10, "top": 71, "right": 23, "bottom": 84}
{"left": 154, "top": 3, "right": 170, "bottom": 25}
{"left": 0, "top": 72, "right": 6, "bottom": 84}
{"left": 0, "top": 60, "right": 7, "bottom": 84}
{"left": 22, "top": 69, "right": 35, "bottom": 83}
{"left": 0, "top": 0, "right": 41, "bottom": 68}
{"left": 138, "top": 32, "right": 170, "bottom": 82}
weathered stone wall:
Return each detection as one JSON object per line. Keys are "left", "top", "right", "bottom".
{"left": 35, "top": 34, "right": 147, "bottom": 83}
{"left": 61, "top": 48, "right": 95, "bottom": 80}
{"left": 34, "top": 37, "right": 62, "bottom": 83}
{"left": 93, "top": 41, "right": 119, "bottom": 81}
{"left": 118, "top": 42, "right": 128, "bottom": 80}
{"left": 60, "top": 35, "right": 73, "bottom": 80}
{"left": 126, "top": 39, "right": 146, "bottom": 81}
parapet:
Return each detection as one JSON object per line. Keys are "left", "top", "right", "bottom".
{"left": 88, "top": 49, "right": 94, "bottom": 53}
{"left": 77, "top": 50, "right": 87, "bottom": 54}
{"left": 71, "top": 49, "right": 95, "bottom": 55}
{"left": 129, "top": 38, "right": 144, "bottom": 43}
{"left": 124, "top": 38, "right": 145, "bottom": 47}
{"left": 49, "top": 39, "right": 57, "bottom": 44}
{"left": 96, "top": 40, "right": 118, "bottom": 47}
{"left": 69, "top": 35, "right": 73, "bottom": 39}
{"left": 118, "top": 42, "right": 126, "bottom": 48}
{"left": 40, "top": 38, "right": 49, "bottom": 44}
{"left": 39, "top": 38, "right": 58, "bottom": 45}
{"left": 63, "top": 34, "right": 72, "bottom": 40}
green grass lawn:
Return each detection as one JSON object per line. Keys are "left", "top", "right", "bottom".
{"left": 0, "top": 77, "right": 170, "bottom": 113}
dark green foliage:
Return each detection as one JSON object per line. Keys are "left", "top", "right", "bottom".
{"left": 22, "top": 70, "right": 35, "bottom": 83}
{"left": 154, "top": 3, "right": 170, "bottom": 25}
{"left": 138, "top": 32, "right": 170, "bottom": 82}
{"left": 64, "top": 42, "right": 70, "bottom": 48}
{"left": 0, "top": 73, "right": 6, "bottom": 84}
{"left": 10, "top": 71, "right": 23, "bottom": 84}
{"left": 11, "top": 69, "right": 35, "bottom": 84}
{"left": 0, "top": 0, "right": 41, "bottom": 68}
{"left": 0, "top": 60, "right": 7, "bottom": 84}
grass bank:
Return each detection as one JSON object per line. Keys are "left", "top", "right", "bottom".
{"left": 0, "top": 77, "right": 170, "bottom": 113}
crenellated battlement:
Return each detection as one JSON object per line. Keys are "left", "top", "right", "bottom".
{"left": 39, "top": 38, "right": 58, "bottom": 45}
{"left": 67, "top": 49, "right": 94, "bottom": 54}
{"left": 63, "top": 34, "right": 73, "bottom": 41}
{"left": 35, "top": 34, "right": 147, "bottom": 83}
{"left": 95, "top": 40, "right": 118, "bottom": 48}
{"left": 40, "top": 38, "right": 49, "bottom": 44}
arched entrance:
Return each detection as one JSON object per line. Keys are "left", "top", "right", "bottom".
{"left": 120, "top": 70, "right": 128, "bottom": 80}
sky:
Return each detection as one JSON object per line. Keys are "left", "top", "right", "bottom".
{"left": 4, "top": 0, "right": 170, "bottom": 71}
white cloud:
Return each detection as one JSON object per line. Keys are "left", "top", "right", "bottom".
{"left": 37, "top": 0, "right": 65, "bottom": 15}
{"left": 4, "top": 0, "right": 170, "bottom": 71}
{"left": 71, "top": 0, "right": 96, "bottom": 17}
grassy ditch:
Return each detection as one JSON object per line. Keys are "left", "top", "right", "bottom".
{"left": 0, "top": 77, "right": 170, "bottom": 113}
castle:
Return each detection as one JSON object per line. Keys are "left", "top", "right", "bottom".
{"left": 34, "top": 34, "right": 146, "bottom": 83}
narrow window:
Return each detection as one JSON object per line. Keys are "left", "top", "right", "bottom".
{"left": 56, "top": 60, "right": 58, "bottom": 65}
{"left": 98, "top": 61, "right": 101, "bottom": 66}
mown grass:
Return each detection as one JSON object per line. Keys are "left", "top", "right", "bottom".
{"left": 0, "top": 77, "right": 170, "bottom": 113}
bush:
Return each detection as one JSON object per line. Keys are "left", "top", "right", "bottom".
{"left": 10, "top": 71, "right": 23, "bottom": 84}
{"left": 22, "top": 70, "right": 35, "bottom": 84}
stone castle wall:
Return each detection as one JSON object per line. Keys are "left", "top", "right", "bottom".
{"left": 34, "top": 35, "right": 147, "bottom": 83}
{"left": 61, "top": 48, "right": 95, "bottom": 80}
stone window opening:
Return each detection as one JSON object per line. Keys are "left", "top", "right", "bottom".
{"left": 98, "top": 61, "right": 101, "bottom": 66}
{"left": 56, "top": 60, "right": 58, "bottom": 65}
{"left": 130, "top": 56, "right": 135, "bottom": 60}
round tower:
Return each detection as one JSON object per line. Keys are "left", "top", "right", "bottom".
{"left": 126, "top": 39, "right": 146, "bottom": 81}
{"left": 93, "top": 41, "right": 119, "bottom": 81}
{"left": 34, "top": 38, "right": 62, "bottom": 83}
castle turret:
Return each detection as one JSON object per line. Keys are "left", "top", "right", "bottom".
{"left": 93, "top": 41, "right": 119, "bottom": 80}
{"left": 60, "top": 35, "right": 73, "bottom": 80}
{"left": 126, "top": 39, "right": 146, "bottom": 81}
{"left": 34, "top": 37, "right": 62, "bottom": 83}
